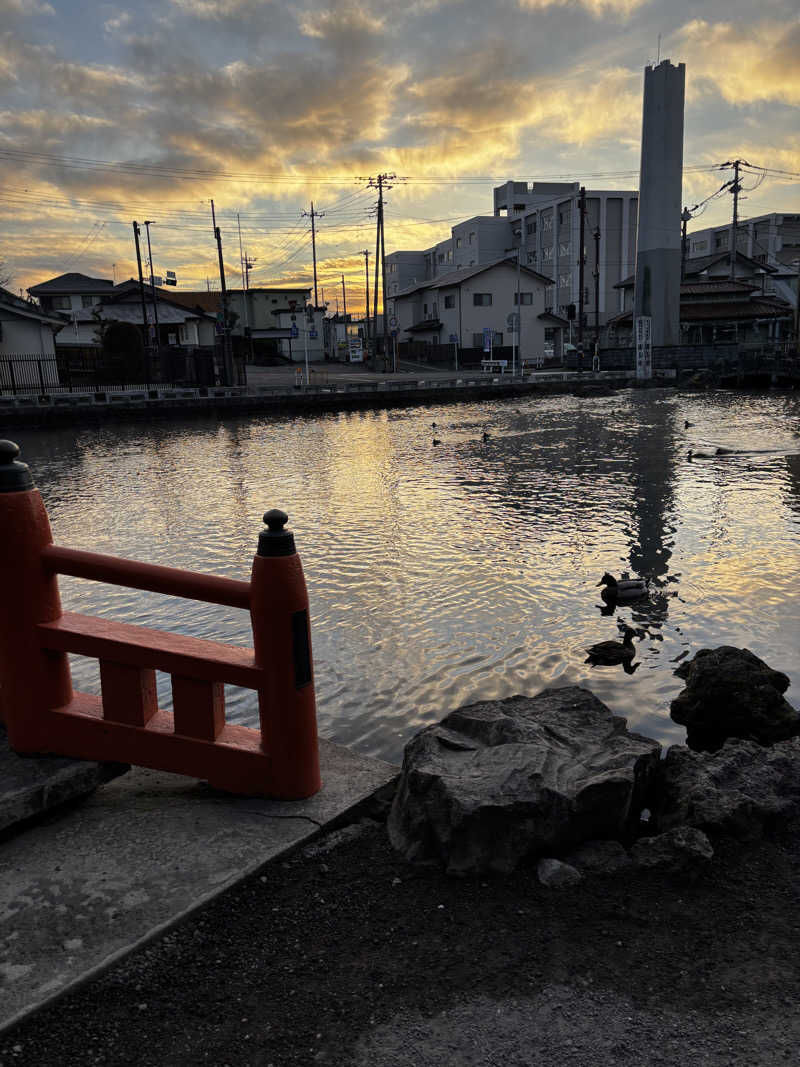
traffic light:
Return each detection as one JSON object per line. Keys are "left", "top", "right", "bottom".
{"left": 567, "top": 303, "right": 576, "bottom": 321}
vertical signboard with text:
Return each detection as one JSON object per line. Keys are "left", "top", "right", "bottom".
{"left": 635, "top": 316, "right": 652, "bottom": 380}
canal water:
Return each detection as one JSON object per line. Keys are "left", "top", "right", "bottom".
{"left": 12, "top": 387, "right": 800, "bottom": 764}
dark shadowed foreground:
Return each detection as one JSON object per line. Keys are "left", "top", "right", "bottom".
{"left": 1, "top": 813, "right": 799, "bottom": 1067}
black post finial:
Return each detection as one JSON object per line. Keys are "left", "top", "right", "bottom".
{"left": 0, "top": 441, "right": 34, "bottom": 493}
{"left": 257, "top": 509, "right": 296, "bottom": 557}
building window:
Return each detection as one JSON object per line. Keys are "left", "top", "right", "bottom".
{"left": 527, "top": 251, "right": 537, "bottom": 264}
{"left": 81, "top": 295, "right": 96, "bottom": 307}
{"left": 51, "top": 295, "right": 71, "bottom": 309}
{"left": 526, "top": 221, "right": 536, "bottom": 235}
{"left": 473, "top": 293, "right": 492, "bottom": 306}
{"left": 438, "top": 253, "right": 445, "bottom": 264}
{"left": 514, "top": 292, "right": 533, "bottom": 305}
{"left": 444, "top": 294, "right": 455, "bottom": 308}
{"left": 455, "top": 238, "right": 462, "bottom": 249}
{"left": 691, "top": 239, "right": 708, "bottom": 252}
{"left": 715, "top": 233, "right": 728, "bottom": 249}
{"left": 390, "top": 263, "right": 397, "bottom": 273}
{"left": 558, "top": 241, "right": 570, "bottom": 256}
{"left": 423, "top": 303, "right": 428, "bottom": 316}
{"left": 469, "top": 232, "right": 476, "bottom": 244}
{"left": 513, "top": 203, "right": 526, "bottom": 212}
{"left": 559, "top": 272, "right": 571, "bottom": 288}
{"left": 542, "top": 247, "right": 553, "bottom": 261}
{"left": 447, "top": 250, "right": 453, "bottom": 262}
{"left": 472, "top": 331, "right": 503, "bottom": 348}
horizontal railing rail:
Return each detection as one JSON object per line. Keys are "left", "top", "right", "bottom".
{"left": 0, "top": 440, "right": 321, "bottom": 800}
{"left": 42, "top": 545, "right": 252, "bottom": 609}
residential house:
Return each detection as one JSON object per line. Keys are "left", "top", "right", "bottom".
{"left": 0, "top": 286, "right": 66, "bottom": 392}
{"left": 608, "top": 250, "right": 795, "bottom": 347}
{"left": 27, "top": 273, "right": 216, "bottom": 351}
{"left": 393, "top": 257, "right": 560, "bottom": 365}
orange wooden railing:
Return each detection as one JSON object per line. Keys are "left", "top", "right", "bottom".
{"left": 0, "top": 440, "right": 321, "bottom": 800}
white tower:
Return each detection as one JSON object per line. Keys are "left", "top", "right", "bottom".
{"left": 633, "top": 60, "right": 686, "bottom": 349}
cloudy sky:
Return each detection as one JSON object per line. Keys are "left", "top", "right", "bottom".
{"left": 1, "top": 0, "right": 798, "bottom": 310}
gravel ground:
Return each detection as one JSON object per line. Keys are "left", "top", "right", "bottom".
{"left": 1, "top": 811, "right": 799, "bottom": 1067}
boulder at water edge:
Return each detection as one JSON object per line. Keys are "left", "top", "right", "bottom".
{"left": 670, "top": 646, "right": 798, "bottom": 751}
{"left": 656, "top": 736, "right": 800, "bottom": 840}
{"left": 387, "top": 687, "right": 661, "bottom": 875}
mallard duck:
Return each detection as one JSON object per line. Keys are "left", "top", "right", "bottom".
{"left": 585, "top": 626, "right": 636, "bottom": 665}
{"left": 684, "top": 419, "right": 694, "bottom": 428}
{"left": 432, "top": 437, "right": 441, "bottom": 446}
{"left": 687, "top": 449, "right": 714, "bottom": 460}
{"left": 597, "top": 572, "right": 647, "bottom": 601}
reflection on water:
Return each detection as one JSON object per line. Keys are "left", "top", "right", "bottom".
{"left": 11, "top": 388, "right": 800, "bottom": 763}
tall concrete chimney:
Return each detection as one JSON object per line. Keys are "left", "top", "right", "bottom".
{"left": 633, "top": 59, "right": 685, "bottom": 348}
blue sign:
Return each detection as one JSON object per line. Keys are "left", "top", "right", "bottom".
{"left": 483, "top": 327, "right": 492, "bottom": 353}
{"left": 391, "top": 329, "right": 398, "bottom": 337}
{"left": 309, "top": 329, "right": 318, "bottom": 339}
{"left": 449, "top": 334, "right": 458, "bottom": 344}
{"left": 290, "top": 324, "right": 298, "bottom": 338}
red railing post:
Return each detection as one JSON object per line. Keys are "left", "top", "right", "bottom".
{"left": 0, "top": 441, "right": 73, "bottom": 748}
{"left": 248, "top": 510, "right": 321, "bottom": 799}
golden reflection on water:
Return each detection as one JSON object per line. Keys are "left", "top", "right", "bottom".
{"left": 12, "top": 388, "right": 800, "bottom": 762}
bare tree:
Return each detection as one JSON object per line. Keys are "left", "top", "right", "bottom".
{"left": 0, "top": 260, "right": 11, "bottom": 290}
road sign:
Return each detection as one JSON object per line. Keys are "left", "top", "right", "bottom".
{"left": 389, "top": 316, "right": 397, "bottom": 327}
{"left": 507, "top": 312, "right": 520, "bottom": 331}
{"left": 290, "top": 324, "right": 299, "bottom": 338}
{"left": 390, "top": 329, "right": 398, "bottom": 337}
{"left": 449, "top": 334, "right": 458, "bottom": 344}
{"left": 309, "top": 329, "right": 318, "bottom": 339}
{"left": 634, "top": 316, "right": 652, "bottom": 380}
{"left": 483, "top": 327, "right": 492, "bottom": 354}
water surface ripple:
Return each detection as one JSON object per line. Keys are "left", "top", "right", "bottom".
{"left": 13, "top": 388, "right": 800, "bottom": 763}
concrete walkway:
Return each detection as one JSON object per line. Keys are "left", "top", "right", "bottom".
{"left": 0, "top": 739, "right": 396, "bottom": 1034}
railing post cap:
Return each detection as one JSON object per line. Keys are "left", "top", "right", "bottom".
{"left": 257, "top": 509, "right": 296, "bottom": 557}
{"left": 0, "top": 440, "right": 34, "bottom": 493}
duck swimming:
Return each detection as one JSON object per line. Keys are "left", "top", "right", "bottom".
{"left": 432, "top": 437, "right": 441, "bottom": 446}
{"left": 585, "top": 626, "right": 637, "bottom": 666}
{"left": 597, "top": 572, "right": 647, "bottom": 602}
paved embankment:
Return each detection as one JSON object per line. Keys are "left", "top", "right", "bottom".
{"left": 0, "top": 741, "right": 396, "bottom": 1034}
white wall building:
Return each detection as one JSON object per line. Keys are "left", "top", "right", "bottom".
{"left": 393, "top": 257, "right": 560, "bottom": 363}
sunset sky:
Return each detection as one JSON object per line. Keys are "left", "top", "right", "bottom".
{"left": 1, "top": 0, "right": 798, "bottom": 312}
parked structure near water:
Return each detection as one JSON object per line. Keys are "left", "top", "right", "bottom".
{"left": 633, "top": 59, "right": 686, "bottom": 348}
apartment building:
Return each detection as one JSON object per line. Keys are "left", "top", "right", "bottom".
{"left": 386, "top": 181, "right": 638, "bottom": 331}
{"left": 687, "top": 212, "right": 800, "bottom": 270}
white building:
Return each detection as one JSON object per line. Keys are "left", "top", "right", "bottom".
{"left": 687, "top": 212, "right": 800, "bottom": 271}
{"left": 393, "top": 257, "right": 562, "bottom": 364}
{"left": 386, "top": 181, "right": 638, "bottom": 332}
{"left": 0, "top": 286, "right": 65, "bottom": 356}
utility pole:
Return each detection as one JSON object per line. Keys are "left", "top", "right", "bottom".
{"left": 681, "top": 207, "right": 692, "bottom": 281}
{"left": 577, "top": 186, "right": 586, "bottom": 369}
{"left": 143, "top": 220, "right": 159, "bottom": 349}
{"left": 361, "top": 250, "right": 371, "bottom": 347}
{"left": 725, "top": 159, "right": 745, "bottom": 280}
{"left": 132, "top": 221, "right": 149, "bottom": 349}
{"left": 236, "top": 212, "right": 253, "bottom": 364}
{"left": 302, "top": 203, "right": 324, "bottom": 308}
{"left": 211, "top": 200, "right": 233, "bottom": 385}
{"left": 341, "top": 273, "right": 347, "bottom": 321}
{"left": 592, "top": 226, "right": 601, "bottom": 352}
{"left": 368, "top": 173, "right": 396, "bottom": 370}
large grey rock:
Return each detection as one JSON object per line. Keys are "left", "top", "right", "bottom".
{"left": 387, "top": 688, "right": 661, "bottom": 875}
{"left": 537, "top": 858, "right": 582, "bottom": 887}
{"left": 671, "top": 646, "right": 797, "bottom": 751}
{"left": 656, "top": 737, "right": 800, "bottom": 840}
{"left": 630, "top": 827, "right": 713, "bottom": 875}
